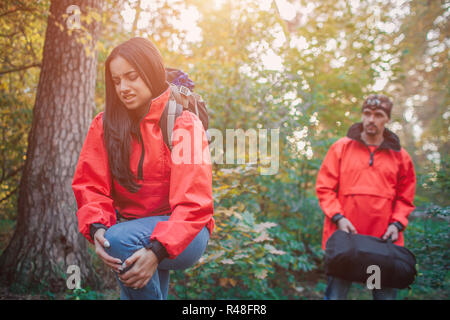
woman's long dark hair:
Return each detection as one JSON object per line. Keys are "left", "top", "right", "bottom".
{"left": 104, "top": 37, "right": 167, "bottom": 193}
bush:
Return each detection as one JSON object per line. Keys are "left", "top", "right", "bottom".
{"left": 401, "top": 205, "right": 450, "bottom": 299}
{"left": 170, "top": 207, "right": 286, "bottom": 299}
{"left": 169, "top": 167, "right": 325, "bottom": 299}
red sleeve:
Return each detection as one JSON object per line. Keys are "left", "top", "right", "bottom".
{"left": 390, "top": 149, "right": 416, "bottom": 229}
{"left": 72, "top": 113, "right": 116, "bottom": 244}
{"left": 150, "top": 111, "right": 213, "bottom": 259}
{"left": 316, "top": 140, "right": 344, "bottom": 219}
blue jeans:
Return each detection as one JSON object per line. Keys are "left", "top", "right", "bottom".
{"left": 104, "top": 215, "right": 209, "bottom": 300}
{"left": 324, "top": 276, "right": 397, "bottom": 300}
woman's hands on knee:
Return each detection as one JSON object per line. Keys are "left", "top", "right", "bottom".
{"left": 119, "top": 248, "right": 159, "bottom": 289}
{"left": 94, "top": 229, "right": 123, "bottom": 273}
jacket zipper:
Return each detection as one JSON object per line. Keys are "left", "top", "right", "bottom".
{"left": 369, "top": 148, "right": 375, "bottom": 166}
{"left": 351, "top": 126, "right": 393, "bottom": 167}
{"left": 364, "top": 144, "right": 383, "bottom": 167}
{"left": 137, "top": 129, "right": 145, "bottom": 181}
{"left": 135, "top": 93, "right": 166, "bottom": 181}
{"left": 136, "top": 104, "right": 151, "bottom": 181}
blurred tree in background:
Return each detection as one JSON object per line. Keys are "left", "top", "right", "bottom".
{"left": 0, "top": 0, "right": 448, "bottom": 299}
{"left": 0, "top": 0, "right": 105, "bottom": 293}
{"left": 0, "top": 0, "right": 48, "bottom": 220}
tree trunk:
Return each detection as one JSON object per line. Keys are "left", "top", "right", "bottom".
{"left": 0, "top": 0, "right": 105, "bottom": 293}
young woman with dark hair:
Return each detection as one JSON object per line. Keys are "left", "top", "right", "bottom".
{"left": 72, "top": 37, "right": 214, "bottom": 299}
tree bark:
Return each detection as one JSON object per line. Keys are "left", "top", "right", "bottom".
{"left": 0, "top": 0, "right": 105, "bottom": 292}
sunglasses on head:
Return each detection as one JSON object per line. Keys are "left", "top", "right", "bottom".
{"left": 365, "top": 98, "right": 381, "bottom": 106}
{"left": 362, "top": 96, "right": 391, "bottom": 118}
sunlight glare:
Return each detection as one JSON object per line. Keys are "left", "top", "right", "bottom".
{"left": 275, "top": 0, "right": 296, "bottom": 21}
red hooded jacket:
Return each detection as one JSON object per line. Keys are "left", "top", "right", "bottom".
{"left": 316, "top": 123, "right": 416, "bottom": 250}
{"left": 72, "top": 87, "right": 214, "bottom": 259}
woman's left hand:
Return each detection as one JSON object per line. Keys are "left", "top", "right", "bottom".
{"left": 118, "top": 248, "right": 159, "bottom": 289}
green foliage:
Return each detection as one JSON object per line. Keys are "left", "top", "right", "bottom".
{"left": 0, "top": 0, "right": 448, "bottom": 300}
{"left": 172, "top": 210, "right": 284, "bottom": 299}
{"left": 0, "top": 93, "right": 33, "bottom": 219}
{"left": 0, "top": 218, "right": 15, "bottom": 256}
{"left": 65, "top": 287, "right": 105, "bottom": 300}
{"left": 170, "top": 166, "right": 290, "bottom": 299}
{"left": 0, "top": 1, "right": 47, "bottom": 220}
{"left": 416, "top": 155, "right": 450, "bottom": 207}
{"left": 402, "top": 206, "right": 449, "bottom": 299}
{"left": 169, "top": 165, "right": 325, "bottom": 299}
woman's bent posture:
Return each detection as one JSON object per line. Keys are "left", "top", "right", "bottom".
{"left": 72, "top": 37, "right": 214, "bottom": 299}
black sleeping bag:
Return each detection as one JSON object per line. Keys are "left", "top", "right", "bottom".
{"left": 324, "top": 230, "right": 417, "bottom": 289}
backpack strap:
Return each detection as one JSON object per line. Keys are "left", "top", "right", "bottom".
{"left": 160, "top": 84, "right": 208, "bottom": 151}
{"left": 170, "top": 84, "right": 189, "bottom": 110}
{"left": 192, "top": 92, "right": 201, "bottom": 117}
{"left": 160, "top": 87, "right": 183, "bottom": 151}
{"left": 172, "top": 83, "right": 202, "bottom": 118}
{"left": 167, "top": 97, "right": 183, "bottom": 150}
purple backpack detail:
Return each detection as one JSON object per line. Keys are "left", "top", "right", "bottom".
{"left": 166, "top": 67, "right": 195, "bottom": 91}
{"left": 161, "top": 67, "right": 210, "bottom": 151}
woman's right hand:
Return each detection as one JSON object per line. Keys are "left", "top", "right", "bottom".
{"left": 94, "top": 228, "right": 123, "bottom": 273}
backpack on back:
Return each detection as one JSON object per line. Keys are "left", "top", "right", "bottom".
{"left": 102, "top": 68, "right": 210, "bottom": 151}
{"left": 160, "top": 68, "right": 210, "bottom": 151}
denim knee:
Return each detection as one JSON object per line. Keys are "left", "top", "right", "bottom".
{"left": 104, "top": 223, "right": 141, "bottom": 261}
{"left": 158, "top": 226, "right": 210, "bottom": 271}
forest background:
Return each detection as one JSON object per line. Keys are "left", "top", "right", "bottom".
{"left": 0, "top": 0, "right": 448, "bottom": 300}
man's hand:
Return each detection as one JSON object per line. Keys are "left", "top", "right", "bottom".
{"left": 382, "top": 224, "right": 399, "bottom": 242}
{"left": 93, "top": 228, "right": 122, "bottom": 273}
{"left": 337, "top": 217, "right": 357, "bottom": 234}
{"left": 118, "top": 248, "right": 159, "bottom": 289}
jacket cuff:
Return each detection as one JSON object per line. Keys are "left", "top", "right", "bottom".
{"left": 331, "top": 213, "right": 345, "bottom": 225}
{"left": 144, "top": 240, "right": 169, "bottom": 263}
{"left": 391, "top": 221, "right": 405, "bottom": 232}
{"left": 89, "top": 223, "right": 108, "bottom": 240}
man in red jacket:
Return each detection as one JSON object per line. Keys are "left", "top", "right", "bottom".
{"left": 316, "top": 94, "right": 416, "bottom": 300}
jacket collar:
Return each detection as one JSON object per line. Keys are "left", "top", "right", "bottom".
{"left": 133, "top": 84, "right": 170, "bottom": 123}
{"left": 347, "top": 122, "right": 401, "bottom": 151}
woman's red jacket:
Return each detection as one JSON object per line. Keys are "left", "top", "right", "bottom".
{"left": 72, "top": 87, "right": 214, "bottom": 259}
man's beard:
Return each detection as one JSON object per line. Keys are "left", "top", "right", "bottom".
{"left": 364, "top": 124, "right": 379, "bottom": 136}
